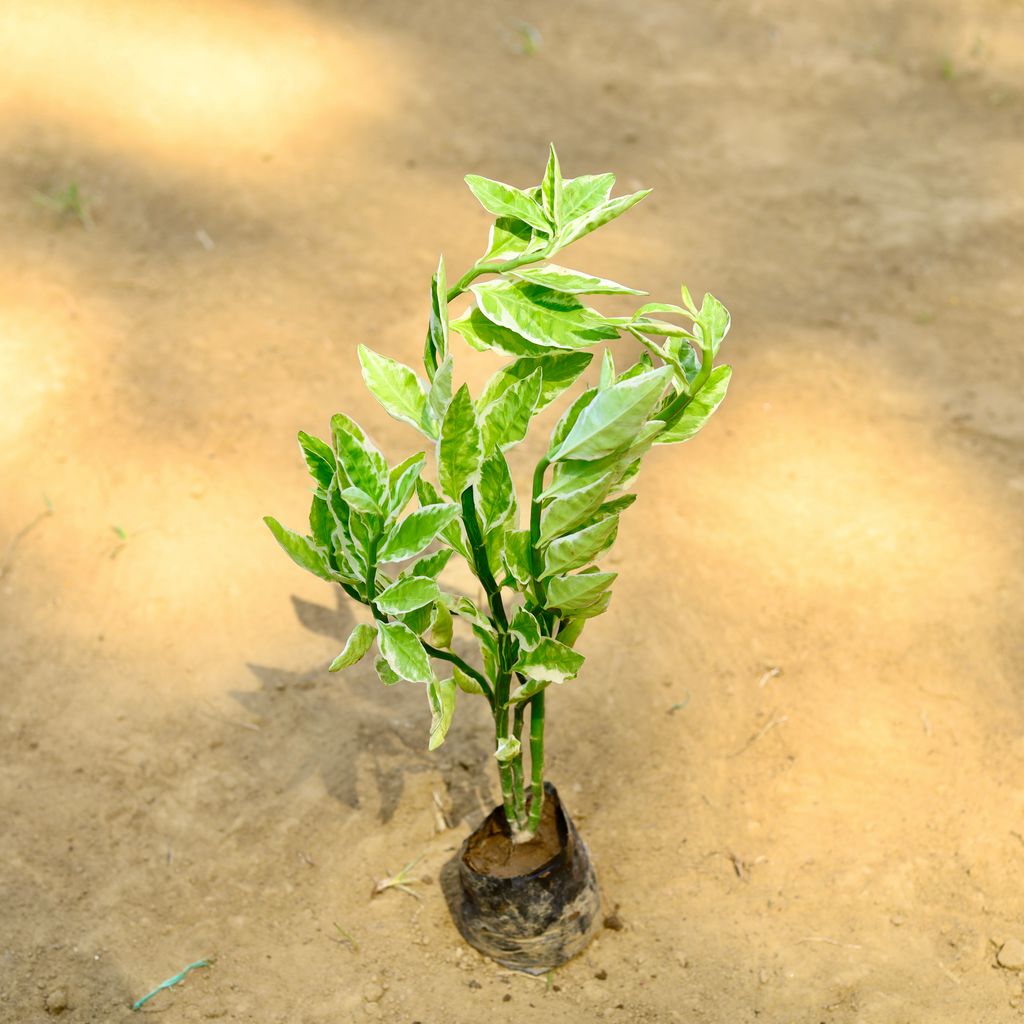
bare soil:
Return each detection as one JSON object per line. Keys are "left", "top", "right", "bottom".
{"left": 2, "top": 1, "right": 1023, "bottom": 1022}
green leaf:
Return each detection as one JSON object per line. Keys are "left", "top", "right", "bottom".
{"left": 656, "top": 366, "right": 732, "bottom": 444}
{"left": 599, "top": 349, "right": 615, "bottom": 389}
{"left": 416, "top": 479, "right": 469, "bottom": 557}
{"left": 542, "top": 515, "right": 618, "bottom": 576}
{"left": 377, "top": 620, "right": 434, "bottom": 683}
{"left": 494, "top": 735, "right": 522, "bottom": 763}
{"left": 358, "top": 345, "right": 430, "bottom": 435}
{"left": 697, "top": 293, "right": 730, "bottom": 356}
{"left": 438, "top": 384, "right": 482, "bottom": 498}
{"left": 483, "top": 216, "right": 536, "bottom": 261}
{"left": 549, "top": 365, "right": 672, "bottom": 461}
{"left": 511, "top": 264, "right": 646, "bottom": 296}
{"left": 546, "top": 571, "right": 616, "bottom": 615}
{"left": 464, "top": 174, "right": 549, "bottom": 232}
{"left": 309, "top": 494, "right": 334, "bottom": 553}
{"left": 376, "top": 576, "right": 441, "bottom": 615}
{"left": 407, "top": 547, "right": 452, "bottom": 579}
{"left": 453, "top": 663, "right": 484, "bottom": 696}
{"left": 379, "top": 503, "right": 461, "bottom": 562}
{"left": 558, "top": 189, "right": 651, "bottom": 246}
{"left": 541, "top": 143, "right": 563, "bottom": 227}
{"left": 297, "top": 431, "right": 335, "bottom": 489}
{"left": 556, "top": 617, "right": 586, "bottom": 648}
{"left": 427, "top": 677, "right": 457, "bottom": 750}
{"left": 425, "top": 256, "right": 449, "bottom": 381}
{"left": 387, "top": 453, "right": 426, "bottom": 519}
{"left": 477, "top": 448, "right": 517, "bottom": 532}
{"left": 331, "top": 413, "right": 387, "bottom": 501}
{"left": 549, "top": 386, "right": 598, "bottom": 453}
{"left": 470, "top": 281, "right": 618, "bottom": 351}
{"left": 478, "top": 351, "right": 592, "bottom": 414}
{"left": 264, "top": 516, "right": 336, "bottom": 582}
{"left": 374, "top": 656, "right": 401, "bottom": 686}
{"left": 508, "top": 676, "right": 551, "bottom": 705}
{"left": 502, "top": 529, "right": 534, "bottom": 587}
{"left": 450, "top": 306, "right": 563, "bottom": 357}
{"left": 329, "top": 623, "right": 378, "bottom": 671}
{"left": 426, "top": 356, "right": 453, "bottom": 433}
{"left": 560, "top": 172, "right": 615, "bottom": 221}
{"left": 427, "top": 599, "right": 453, "bottom": 649}
{"left": 479, "top": 368, "right": 542, "bottom": 453}
{"left": 540, "top": 472, "right": 618, "bottom": 540}
{"left": 510, "top": 607, "right": 542, "bottom": 650}
{"left": 513, "top": 636, "right": 585, "bottom": 684}
{"left": 339, "top": 486, "right": 379, "bottom": 515}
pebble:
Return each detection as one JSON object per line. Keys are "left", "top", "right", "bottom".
{"left": 363, "top": 982, "right": 385, "bottom": 1003}
{"left": 998, "top": 940, "right": 1024, "bottom": 970}
{"left": 44, "top": 989, "right": 68, "bottom": 1014}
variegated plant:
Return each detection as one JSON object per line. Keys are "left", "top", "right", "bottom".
{"left": 265, "top": 147, "right": 731, "bottom": 841}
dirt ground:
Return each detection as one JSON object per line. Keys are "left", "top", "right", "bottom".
{"left": 2, "top": 1, "right": 1023, "bottom": 1021}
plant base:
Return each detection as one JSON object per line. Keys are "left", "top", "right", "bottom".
{"left": 442, "top": 781, "right": 601, "bottom": 974}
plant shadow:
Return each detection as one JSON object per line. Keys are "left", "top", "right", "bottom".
{"left": 233, "top": 589, "right": 494, "bottom": 827}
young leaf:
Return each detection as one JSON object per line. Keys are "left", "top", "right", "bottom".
{"left": 511, "top": 264, "right": 646, "bottom": 296}
{"left": 309, "top": 493, "right": 335, "bottom": 554}
{"left": 264, "top": 516, "right": 336, "bottom": 582}
{"left": 377, "top": 620, "right": 434, "bottom": 683}
{"left": 477, "top": 448, "right": 517, "bottom": 532}
{"left": 502, "top": 529, "right": 534, "bottom": 587}
{"left": 428, "top": 599, "right": 453, "bottom": 649}
{"left": 541, "top": 143, "right": 563, "bottom": 227}
{"left": 697, "top": 293, "right": 730, "bottom": 356}
{"left": 358, "top": 345, "right": 430, "bottom": 435}
{"left": 483, "top": 216, "right": 536, "bottom": 261}
{"left": 453, "top": 663, "right": 484, "bottom": 696}
{"left": 510, "top": 606, "right": 542, "bottom": 650}
{"left": 329, "top": 623, "right": 378, "bottom": 671}
{"left": 478, "top": 351, "right": 592, "bottom": 414}
{"left": 513, "top": 636, "right": 585, "bottom": 684}
{"left": 297, "top": 431, "right": 335, "bottom": 489}
{"left": 426, "top": 355, "right": 453, "bottom": 432}
{"left": 556, "top": 617, "right": 586, "bottom": 649}
{"left": 656, "top": 366, "right": 732, "bottom": 444}
{"left": 508, "top": 675, "right": 551, "bottom": 704}
{"left": 438, "top": 384, "right": 482, "bottom": 499}
{"left": 425, "top": 256, "right": 449, "bottom": 381}
{"left": 540, "top": 472, "right": 618, "bottom": 541}
{"left": 464, "top": 174, "right": 549, "bottom": 233}
{"left": 558, "top": 189, "right": 651, "bottom": 247}
{"left": 549, "top": 365, "right": 672, "bottom": 462}
{"left": 379, "top": 503, "right": 461, "bottom": 562}
{"left": 339, "top": 486, "right": 380, "bottom": 515}
{"left": 376, "top": 576, "right": 441, "bottom": 615}
{"left": 331, "top": 413, "right": 387, "bottom": 501}
{"left": 406, "top": 547, "right": 453, "bottom": 579}
{"left": 400, "top": 602, "right": 434, "bottom": 636}
{"left": 374, "top": 656, "right": 401, "bottom": 686}
{"left": 549, "top": 386, "right": 598, "bottom": 453}
{"left": 470, "top": 281, "right": 618, "bottom": 351}
{"left": 599, "top": 349, "right": 615, "bottom": 390}
{"left": 416, "top": 478, "right": 469, "bottom": 557}
{"left": 450, "top": 306, "right": 564, "bottom": 357}
{"left": 479, "top": 368, "right": 542, "bottom": 453}
{"left": 542, "top": 515, "right": 618, "bottom": 576}
{"left": 427, "top": 677, "right": 457, "bottom": 750}
{"left": 494, "top": 735, "right": 522, "bottom": 763}
{"left": 546, "top": 571, "right": 616, "bottom": 615}
{"left": 560, "top": 172, "right": 615, "bottom": 222}
{"left": 387, "top": 453, "right": 427, "bottom": 519}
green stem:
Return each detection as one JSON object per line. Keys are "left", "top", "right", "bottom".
{"left": 526, "top": 691, "right": 546, "bottom": 833}
{"left": 493, "top": 670, "right": 521, "bottom": 831}
{"left": 657, "top": 338, "right": 713, "bottom": 428}
{"left": 461, "top": 487, "right": 508, "bottom": 631}
{"left": 446, "top": 250, "right": 550, "bottom": 303}
{"left": 528, "top": 457, "right": 553, "bottom": 631}
{"left": 422, "top": 643, "right": 494, "bottom": 706}
{"left": 511, "top": 702, "right": 526, "bottom": 825}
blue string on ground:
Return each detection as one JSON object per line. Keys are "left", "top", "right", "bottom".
{"left": 132, "top": 958, "right": 211, "bottom": 1011}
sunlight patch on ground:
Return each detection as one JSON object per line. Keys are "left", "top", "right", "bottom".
{"left": 0, "top": 0, "right": 399, "bottom": 170}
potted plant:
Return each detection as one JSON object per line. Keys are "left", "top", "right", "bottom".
{"left": 265, "top": 146, "right": 732, "bottom": 972}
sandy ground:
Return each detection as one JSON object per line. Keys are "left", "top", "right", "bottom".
{"left": 2, "top": 1, "right": 1024, "bottom": 1021}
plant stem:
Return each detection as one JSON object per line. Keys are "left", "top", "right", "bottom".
{"left": 460, "top": 487, "right": 508, "bottom": 630}
{"left": 526, "top": 691, "right": 546, "bottom": 833}
{"left": 511, "top": 702, "right": 527, "bottom": 825}
{"left": 445, "top": 250, "right": 550, "bottom": 303}
{"left": 422, "top": 643, "right": 494, "bottom": 705}
{"left": 528, "top": 457, "right": 552, "bottom": 629}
